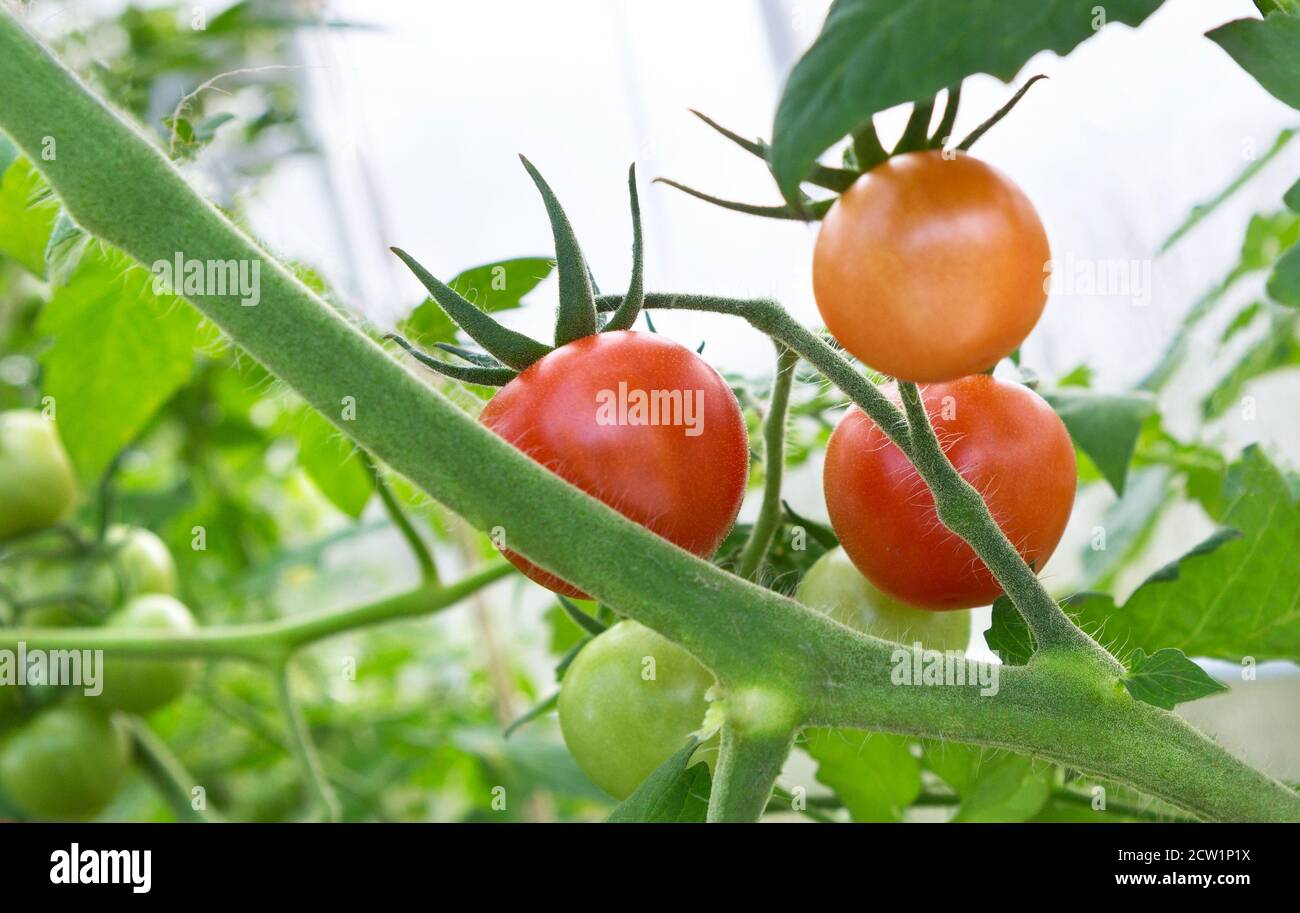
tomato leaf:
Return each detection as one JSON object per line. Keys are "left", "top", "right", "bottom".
{"left": 802, "top": 728, "right": 920, "bottom": 822}
{"left": 984, "top": 596, "right": 1035, "bottom": 665}
{"left": 0, "top": 156, "right": 60, "bottom": 276}
{"left": 1078, "top": 465, "right": 1174, "bottom": 590}
{"left": 1121, "top": 648, "right": 1227, "bottom": 710}
{"left": 769, "top": 0, "right": 1165, "bottom": 202}
{"left": 1202, "top": 305, "right": 1299, "bottom": 417}
{"left": 1208, "top": 11, "right": 1300, "bottom": 111}
{"left": 920, "top": 743, "right": 1051, "bottom": 822}
{"left": 606, "top": 738, "right": 711, "bottom": 823}
{"left": 1267, "top": 240, "right": 1300, "bottom": 306}
{"left": 1043, "top": 389, "right": 1156, "bottom": 496}
{"left": 290, "top": 404, "right": 373, "bottom": 518}
{"left": 37, "top": 246, "right": 202, "bottom": 481}
{"left": 1068, "top": 446, "right": 1300, "bottom": 662}
{"left": 1285, "top": 176, "right": 1300, "bottom": 213}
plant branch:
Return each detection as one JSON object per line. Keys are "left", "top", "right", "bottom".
{"left": 123, "top": 715, "right": 224, "bottom": 823}
{"left": 274, "top": 659, "right": 341, "bottom": 822}
{"left": 363, "top": 454, "right": 438, "bottom": 584}
{"left": 896, "top": 382, "right": 1109, "bottom": 660}
{"left": 736, "top": 342, "right": 798, "bottom": 580}
{"left": 0, "top": 562, "right": 514, "bottom": 661}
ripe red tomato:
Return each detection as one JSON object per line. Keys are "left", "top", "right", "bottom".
{"left": 823, "top": 374, "right": 1075, "bottom": 610}
{"left": 813, "top": 151, "right": 1050, "bottom": 383}
{"left": 479, "top": 330, "right": 749, "bottom": 597}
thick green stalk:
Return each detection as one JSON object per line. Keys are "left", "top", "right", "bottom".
{"left": 735, "top": 342, "right": 798, "bottom": 581}
{"left": 1, "top": 14, "right": 1296, "bottom": 822}
{"left": 0, "top": 562, "right": 514, "bottom": 662}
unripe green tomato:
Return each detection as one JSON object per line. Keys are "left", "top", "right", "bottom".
{"left": 0, "top": 684, "right": 27, "bottom": 730}
{"left": 96, "top": 594, "right": 198, "bottom": 714}
{"left": 0, "top": 703, "right": 130, "bottom": 819}
{"left": 0, "top": 410, "right": 78, "bottom": 542}
{"left": 105, "top": 525, "right": 178, "bottom": 598}
{"left": 558, "top": 621, "right": 714, "bottom": 800}
{"left": 797, "top": 547, "right": 971, "bottom": 652}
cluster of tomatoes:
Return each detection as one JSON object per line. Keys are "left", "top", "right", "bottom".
{"left": 0, "top": 410, "right": 198, "bottom": 820}
{"left": 473, "top": 151, "right": 1075, "bottom": 800}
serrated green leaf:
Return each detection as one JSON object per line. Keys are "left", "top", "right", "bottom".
{"left": 1208, "top": 12, "right": 1300, "bottom": 111}
{"left": 770, "top": 0, "right": 1164, "bottom": 201}
{"left": 1069, "top": 446, "right": 1300, "bottom": 662}
{"left": 1122, "top": 647, "right": 1227, "bottom": 710}
{"left": 37, "top": 246, "right": 201, "bottom": 481}
{"left": 802, "top": 728, "right": 920, "bottom": 822}
{"left": 44, "top": 208, "right": 88, "bottom": 284}
{"left": 0, "top": 156, "right": 59, "bottom": 275}
{"left": 292, "top": 404, "right": 372, "bottom": 518}
{"left": 1285, "top": 176, "right": 1300, "bottom": 213}
{"left": 921, "top": 743, "right": 1051, "bottom": 822}
{"left": 1267, "top": 241, "right": 1300, "bottom": 305}
{"left": 1044, "top": 388, "right": 1156, "bottom": 495}
{"left": 1078, "top": 466, "right": 1174, "bottom": 590}
{"left": 607, "top": 738, "right": 711, "bottom": 823}
{"left": 984, "top": 596, "right": 1035, "bottom": 665}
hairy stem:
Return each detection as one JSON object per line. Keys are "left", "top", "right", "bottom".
{"left": 896, "top": 382, "right": 1110, "bottom": 660}
{"left": 274, "top": 660, "right": 341, "bottom": 822}
{"left": 0, "top": 562, "right": 514, "bottom": 661}
{"left": 735, "top": 343, "right": 798, "bottom": 581}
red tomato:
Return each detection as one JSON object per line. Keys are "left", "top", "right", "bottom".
{"left": 823, "top": 374, "right": 1075, "bottom": 610}
{"left": 813, "top": 151, "right": 1050, "bottom": 383}
{"left": 479, "top": 330, "right": 749, "bottom": 597}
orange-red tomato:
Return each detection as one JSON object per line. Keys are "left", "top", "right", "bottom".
{"left": 813, "top": 151, "right": 1050, "bottom": 383}
{"left": 479, "top": 330, "right": 749, "bottom": 597}
{"left": 823, "top": 374, "right": 1075, "bottom": 610}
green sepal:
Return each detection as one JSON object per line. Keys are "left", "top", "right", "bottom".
{"left": 386, "top": 334, "right": 517, "bottom": 387}
{"left": 892, "top": 96, "right": 935, "bottom": 154}
{"left": 603, "top": 164, "right": 645, "bottom": 332}
{"left": 557, "top": 595, "right": 607, "bottom": 636}
{"left": 958, "top": 75, "right": 1048, "bottom": 152}
{"left": 851, "top": 120, "right": 888, "bottom": 173}
{"left": 688, "top": 109, "right": 857, "bottom": 192}
{"left": 503, "top": 691, "right": 559, "bottom": 739}
{"left": 518, "top": 155, "right": 598, "bottom": 346}
{"left": 390, "top": 247, "right": 551, "bottom": 370}
{"left": 433, "top": 342, "right": 504, "bottom": 368}
{"left": 654, "top": 178, "right": 834, "bottom": 221}
{"left": 930, "top": 82, "right": 962, "bottom": 149}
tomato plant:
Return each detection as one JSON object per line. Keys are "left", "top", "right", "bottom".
{"left": 0, "top": 703, "right": 130, "bottom": 820}
{"left": 558, "top": 621, "right": 715, "bottom": 799}
{"left": 797, "top": 547, "right": 970, "bottom": 651}
{"left": 479, "top": 331, "right": 749, "bottom": 597}
{"left": 824, "top": 374, "right": 1076, "bottom": 610}
{"left": 0, "top": 410, "right": 77, "bottom": 542}
{"left": 813, "top": 152, "right": 1050, "bottom": 383}
{"left": 0, "top": 0, "right": 1296, "bottom": 835}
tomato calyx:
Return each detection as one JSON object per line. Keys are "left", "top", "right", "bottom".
{"left": 657, "top": 74, "right": 1048, "bottom": 222}
{"left": 386, "top": 159, "right": 647, "bottom": 385}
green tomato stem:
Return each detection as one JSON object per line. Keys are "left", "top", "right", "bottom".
{"left": 707, "top": 722, "right": 796, "bottom": 823}
{"left": 0, "top": 562, "right": 514, "bottom": 661}
{"left": 735, "top": 342, "right": 798, "bottom": 581}
{"left": 363, "top": 455, "right": 439, "bottom": 584}
{"left": 273, "top": 659, "right": 341, "bottom": 823}
{"left": 122, "top": 714, "right": 225, "bottom": 823}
